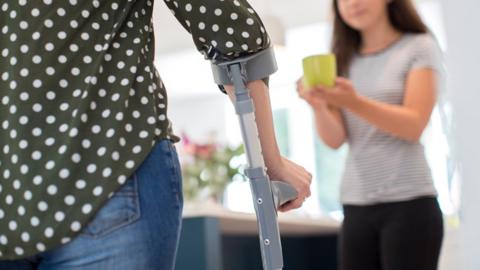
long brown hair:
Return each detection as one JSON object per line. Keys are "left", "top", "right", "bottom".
{"left": 332, "top": 0, "right": 428, "bottom": 76}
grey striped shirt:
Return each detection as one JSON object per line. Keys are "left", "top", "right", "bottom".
{"left": 340, "top": 33, "right": 442, "bottom": 205}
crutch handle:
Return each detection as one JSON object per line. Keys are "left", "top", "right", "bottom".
{"left": 271, "top": 181, "right": 298, "bottom": 210}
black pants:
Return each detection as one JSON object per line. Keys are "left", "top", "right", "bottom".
{"left": 340, "top": 197, "right": 444, "bottom": 270}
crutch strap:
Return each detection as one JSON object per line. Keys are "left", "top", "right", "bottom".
{"left": 210, "top": 47, "right": 277, "bottom": 86}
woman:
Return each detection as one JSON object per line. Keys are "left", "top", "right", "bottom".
{"left": 297, "top": 0, "right": 444, "bottom": 269}
{"left": 0, "top": 0, "right": 311, "bottom": 269}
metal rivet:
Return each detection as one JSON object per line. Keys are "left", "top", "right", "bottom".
{"left": 257, "top": 198, "right": 263, "bottom": 204}
{"left": 264, "top": 239, "right": 270, "bottom": 245}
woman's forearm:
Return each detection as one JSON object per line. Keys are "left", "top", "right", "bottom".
{"left": 313, "top": 105, "right": 346, "bottom": 149}
{"left": 224, "top": 80, "right": 282, "bottom": 169}
{"left": 349, "top": 95, "right": 431, "bottom": 142}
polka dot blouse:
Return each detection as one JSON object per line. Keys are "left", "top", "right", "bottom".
{"left": 0, "top": 0, "right": 270, "bottom": 259}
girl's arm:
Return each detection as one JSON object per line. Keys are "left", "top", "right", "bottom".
{"left": 316, "top": 69, "right": 437, "bottom": 142}
{"left": 313, "top": 105, "right": 346, "bottom": 149}
{"left": 296, "top": 79, "right": 346, "bottom": 149}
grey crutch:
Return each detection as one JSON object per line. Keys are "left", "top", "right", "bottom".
{"left": 210, "top": 47, "right": 298, "bottom": 270}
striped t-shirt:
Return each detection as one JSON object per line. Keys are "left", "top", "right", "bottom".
{"left": 340, "top": 33, "right": 443, "bottom": 205}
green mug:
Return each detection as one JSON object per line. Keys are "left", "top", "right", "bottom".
{"left": 302, "top": 54, "right": 337, "bottom": 90}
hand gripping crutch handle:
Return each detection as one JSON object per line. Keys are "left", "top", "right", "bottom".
{"left": 271, "top": 181, "right": 298, "bottom": 209}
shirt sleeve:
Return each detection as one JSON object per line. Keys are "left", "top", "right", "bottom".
{"left": 409, "top": 34, "right": 443, "bottom": 72}
{"left": 162, "top": 0, "right": 271, "bottom": 63}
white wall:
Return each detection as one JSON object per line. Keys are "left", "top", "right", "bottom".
{"left": 168, "top": 94, "right": 229, "bottom": 144}
{"left": 441, "top": 1, "right": 480, "bottom": 269}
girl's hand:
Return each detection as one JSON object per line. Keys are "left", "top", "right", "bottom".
{"left": 296, "top": 77, "right": 328, "bottom": 109}
{"left": 315, "top": 77, "right": 361, "bottom": 109}
{"left": 267, "top": 157, "right": 312, "bottom": 212}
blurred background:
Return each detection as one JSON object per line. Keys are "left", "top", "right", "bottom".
{"left": 150, "top": 0, "right": 479, "bottom": 269}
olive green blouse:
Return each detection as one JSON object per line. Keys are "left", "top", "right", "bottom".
{"left": 0, "top": 0, "right": 270, "bottom": 259}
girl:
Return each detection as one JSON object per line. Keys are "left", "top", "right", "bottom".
{"left": 297, "top": 0, "right": 444, "bottom": 269}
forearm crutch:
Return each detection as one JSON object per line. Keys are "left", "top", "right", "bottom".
{"left": 210, "top": 47, "right": 298, "bottom": 270}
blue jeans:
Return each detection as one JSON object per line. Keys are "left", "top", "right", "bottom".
{"left": 0, "top": 139, "right": 184, "bottom": 270}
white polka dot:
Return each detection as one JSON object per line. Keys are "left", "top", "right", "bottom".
{"left": 33, "top": 176, "right": 43, "bottom": 185}
{"left": 59, "top": 79, "right": 69, "bottom": 88}
{"left": 87, "top": 164, "right": 97, "bottom": 174}
{"left": 59, "top": 169, "right": 70, "bottom": 179}
{"left": 0, "top": 235, "right": 7, "bottom": 245}
{"left": 61, "top": 238, "right": 71, "bottom": 244}
{"left": 58, "top": 55, "right": 67, "bottom": 63}
{"left": 36, "top": 243, "right": 46, "bottom": 252}
{"left": 13, "top": 179, "right": 21, "bottom": 189}
{"left": 9, "top": 220, "right": 17, "bottom": 231}
{"left": 19, "top": 21, "right": 28, "bottom": 30}
{"left": 117, "top": 175, "right": 127, "bottom": 185}
{"left": 69, "top": 44, "right": 79, "bottom": 52}
{"left": 75, "top": 179, "right": 86, "bottom": 189}
{"left": 38, "top": 201, "right": 48, "bottom": 211}
{"left": 24, "top": 190, "right": 33, "bottom": 200}
{"left": 20, "top": 44, "right": 29, "bottom": 53}
{"left": 125, "top": 160, "right": 135, "bottom": 169}
{"left": 45, "top": 137, "right": 55, "bottom": 145}
{"left": 133, "top": 145, "right": 142, "bottom": 154}
{"left": 64, "top": 195, "right": 75, "bottom": 205}
{"left": 5, "top": 195, "right": 13, "bottom": 205}
{"left": 21, "top": 232, "right": 30, "bottom": 242}
{"left": 14, "top": 247, "right": 24, "bottom": 255}
{"left": 55, "top": 211, "right": 65, "bottom": 222}
{"left": 46, "top": 67, "right": 55, "bottom": 76}
{"left": 102, "top": 167, "right": 112, "bottom": 177}
{"left": 20, "top": 68, "right": 29, "bottom": 77}
{"left": 17, "top": 205, "right": 25, "bottom": 216}
{"left": 58, "top": 31, "right": 67, "bottom": 39}
{"left": 82, "top": 139, "right": 91, "bottom": 149}
{"left": 82, "top": 204, "right": 92, "bottom": 214}
{"left": 30, "top": 216, "right": 40, "bottom": 227}
{"left": 57, "top": 8, "right": 66, "bottom": 16}
{"left": 45, "top": 160, "right": 55, "bottom": 170}
{"left": 72, "top": 153, "right": 82, "bottom": 163}
{"left": 44, "top": 19, "right": 54, "bottom": 28}
{"left": 29, "top": 8, "right": 39, "bottom": 17}
{"left": 47, "top": 185, "right": 58, "bottom": 195}
{"left": 83, "top": 55, "right": 92, "bottom": 63}
{"left": 71, "top": 221, "right": 81, "bottom": 232}
{"left": 32, "top": 55, "right": 42, "bottom": 64}
{"left": 44, "top": 227, "right": 54, "bottom": 238}
{"left": 93, "top": 186, "right": 103, "bottom": 196}
{"left": 45, "top": 42, "right": 55, "bottom": 51}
